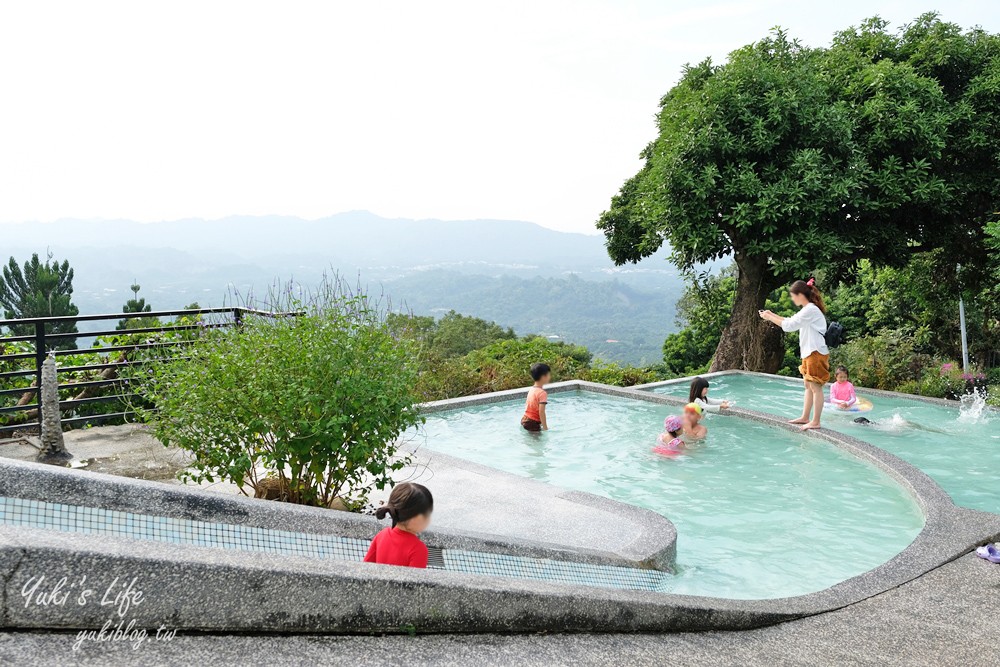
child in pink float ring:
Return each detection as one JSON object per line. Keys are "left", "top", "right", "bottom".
{"left": 829, "top": 366, "right": 858, "bottom": 410}
{"left": 653, "top": 415, "right": 685, "bottom": 457}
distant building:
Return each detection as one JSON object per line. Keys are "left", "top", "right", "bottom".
{"left": 606, "top": 339, "right": 620, "bottom": 343}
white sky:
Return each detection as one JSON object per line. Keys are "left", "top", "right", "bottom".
{"left": 0, "top": 1, "right": 996, "bottom": 234}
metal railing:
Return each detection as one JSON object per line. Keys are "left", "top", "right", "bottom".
{"left": 0, "top": 307, "right": 295, "bottom": 437}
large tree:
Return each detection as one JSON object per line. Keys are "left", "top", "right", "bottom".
{"left": 598, "top": 15, "right": 1000, "bottom": 372}
{"left": 0, "top": 252, "right": 79, "bottom": 349}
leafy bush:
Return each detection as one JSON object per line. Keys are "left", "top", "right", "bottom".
{"left": 138, "top": 279, "right": 422, "bottom": 508}
{"left": 661, "top": 268, "right": 735, "bottom": 374}
{"left": 461, "top": 336, "right": 591, "bottom": 394}
{"left": 388, "top": 310, "right": 516, "bottom": 361}
{"left": 584, "top": 361, "right": 657, "bottom": 387}
{"left": 831, "top": 330, "right": 934, "bottom": 390}
{"left": 414, "top": 335, "right": 593, "bottom": 400}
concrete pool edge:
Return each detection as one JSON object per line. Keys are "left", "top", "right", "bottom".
{"left": 0, "top": 456, "right": 672, "bottom": 572}
{"left": 410, "top": 381, "right": 1000, "bottom": 619}
{"left": 0, "top": 379, "right": 997, "bottom": 634}
{"left": 400, "top": 444, "right": 677, "bottom": 571}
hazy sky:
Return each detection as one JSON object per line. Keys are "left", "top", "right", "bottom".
{"left": 1, "top": 1, "right": 996, "bottom": 234}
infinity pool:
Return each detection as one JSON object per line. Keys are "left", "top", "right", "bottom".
{"left": 650, "top": 374, "right": 1000, "bottom": 514}
{"left": 415, "top": 391, "right": 923, "bottom": 599}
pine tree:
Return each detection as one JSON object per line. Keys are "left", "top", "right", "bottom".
{"left": 117, "top": 282, "right": 158, "bottom": 330}
{"left": 0, "top": 252, "right": 79, "bottom": 350}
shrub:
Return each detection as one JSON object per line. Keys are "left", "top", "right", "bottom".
{"left": 831, "top": 330, "right": 933, "bottom": 390}
{"left": 584, "top": 361, "right": 657, "bottom": 387}
{"left": 138, "top": 278, "right": 422, "bottom": 508}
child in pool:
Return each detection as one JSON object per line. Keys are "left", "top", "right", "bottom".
{"left": 829, "top": 366, "right": 858, "bottom": 410}
{"left": 521, "top": 363, "right": 551, "bottom": 432}
{"left": 682, "top": 403, "right": 707, "bottom": 439}
{"left": 688, "top": 376, "right": 730, "bottom": 413}
{"left": 364, "top": 482, "right": 433, "bottom": 568}
{"left": 653, "top": 415, "right": 685, "bottom": 456}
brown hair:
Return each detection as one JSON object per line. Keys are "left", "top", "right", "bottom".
{"left": 789, "top": 279, "right": 826, "bottom": 313}
{"left": 688, "top": 376, "right": 710, "bottom": 404}
{"left": 375, "top": 482, "right": 433, "bottom": 527}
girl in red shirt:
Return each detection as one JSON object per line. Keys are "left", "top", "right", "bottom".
{"left": 364, "top": 482, "right": 434, "bottom": 568}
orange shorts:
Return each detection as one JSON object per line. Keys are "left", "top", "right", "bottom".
{"left": 799, "top": 351, "right": 830, "bottom": 385}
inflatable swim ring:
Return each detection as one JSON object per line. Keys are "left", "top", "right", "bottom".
{"left": 824, "top": 397, "right": 873, "bottom": 413}
{"left": 653, "top": 433, "right": 683, "bottom": 456}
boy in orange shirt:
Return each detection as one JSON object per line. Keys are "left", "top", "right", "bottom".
{"left": 521, "top": 363, "right": 551, "bottom": 432}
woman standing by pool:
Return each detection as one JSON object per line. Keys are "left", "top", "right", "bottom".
{"left": 759, "top": 278, "right": 830, "bottom": 430}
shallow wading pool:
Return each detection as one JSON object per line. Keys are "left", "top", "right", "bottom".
{"left": 649, "top": 374, "right": 1000, "bottom": 515}
{"left": 414, "top": 391, "right": 924, "bottom": 599}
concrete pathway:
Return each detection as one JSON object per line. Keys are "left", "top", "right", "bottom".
{"left": 1, "top": 553, "right": 996, "bottom": 666}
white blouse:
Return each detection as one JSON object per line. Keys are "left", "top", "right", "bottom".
{"left": 694, "top": 396, "right": 726, "bottom": 414}
{"left": 781, "top": 302, "right": 829, "bottom": 358}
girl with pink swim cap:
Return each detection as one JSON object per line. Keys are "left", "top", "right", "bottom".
{"left": 653, "top": 415, "right": 685, "bottom": 457}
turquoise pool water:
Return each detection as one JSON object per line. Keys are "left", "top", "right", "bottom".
{"left": 415, "top": 392, "right": 924, "bottom": 599}
{"left": 650, "top": 374, "right": 1000, "bottom": 515}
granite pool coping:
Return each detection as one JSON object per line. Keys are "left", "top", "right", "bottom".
{"left": 1, "top": 378, "right": 998, "bottom": 634}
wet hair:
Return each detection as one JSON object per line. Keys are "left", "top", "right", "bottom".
{"left": 530, "top": 363, "right": 551, "bottom": 382}
{"left": 835, "top": 365, "right": 849, "bottom": 377}
{"left": 789, "top": 279, "right": 826, "bottom": 313}
{"left": 688, "top": 376, "right": 710, "bottom": 404}
{"left": 375, "top": 482, "right": 433, "bottom": 527}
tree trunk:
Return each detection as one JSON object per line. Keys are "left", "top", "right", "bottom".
{"left": 710, "top": 252, "right": 786, "bottom": 373}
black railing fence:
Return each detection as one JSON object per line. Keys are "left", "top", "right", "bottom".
{"left": 0, "top": 307, "right": 295, "bottom": 437}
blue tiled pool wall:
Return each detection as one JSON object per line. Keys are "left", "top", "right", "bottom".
{"left": 0, "top": 496, "right": 667, "bottom": 593}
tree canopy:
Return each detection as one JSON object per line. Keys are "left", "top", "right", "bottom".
{"left": 0, "top": 252, "right": 80, "bottom": 349}
{"left": 598, "top": 14, "right": 1000, "bottom": 371}
{"left": 117, "top": 283, "right": 159, "bottom": 331}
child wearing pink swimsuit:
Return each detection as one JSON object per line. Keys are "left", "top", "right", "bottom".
{"left": 653, "top": 416, "right": 685, "bottom": 457}
{"left": 829, "top": 366, "right": 858, "bottom": 409}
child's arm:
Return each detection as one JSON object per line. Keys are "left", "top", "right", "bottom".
{"left": 538, "top": 402, "right": 548, "bottom": 430}
{"left": 363, "top": 536, "right": 378, "bottom": 563}
{"left": 408, "top": 543, "right": 429, "bottom": 568}
{"left": 845, "top": 383, "right": 858, "bottom": 406}
{"left": 699, "top": 398, "right": 722, "bottom": 413}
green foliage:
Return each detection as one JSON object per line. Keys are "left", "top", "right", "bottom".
{"left": 584, "top": 361, "right": 657, "bottom": 387}
{"left": 137, "top": 278, "right": 423, "bottom": 507}
{"left": 661, "top": 269, "right": 736, "bottom": 374}
{"left": 825, "top": 250, "right": 1000, "bottom": 367}
{"left": 0, "top": 252, "right": 80, "bottom": 349}
{"left": 600, "top": 31, "right": 860, "bottom": 275}
{"left": 389, "top": 310, "right": 515, "bottom": 361}
{"left": 831, "top": 330, "right": 932, "bottom": 390}
{"left": 387, "top": 270, "right": 682, "bottom": 365}
{"left": 412, "top": 335, "right": 592, "bottom": 401}
{"left": 829, "top": 328, "right": 951, "bottom": 395}
{"left": 117, "top": 283, "right": 160, "bottom": 330}
{"left": 599, "top": 15, "right": 1000, "bottom": 370}
{"left": 458, "top": 336, "right": 590, "bottom": 394}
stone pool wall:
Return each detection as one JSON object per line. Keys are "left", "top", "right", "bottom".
{"left": 0, "top": 377, "right": 998, "bottom": 635}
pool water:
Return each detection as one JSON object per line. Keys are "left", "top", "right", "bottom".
{"left": 414, "top": 392, "right": 923, "bottom": 599}
{"left": 650, "top": 375, "right": 1000, "bottom": 515}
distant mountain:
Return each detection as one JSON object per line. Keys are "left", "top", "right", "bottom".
{"left": 4, "top": 212, "right": 715, "bottom": 363}
{"left": 6, "top": 211, "right": 661, "bottom": 272}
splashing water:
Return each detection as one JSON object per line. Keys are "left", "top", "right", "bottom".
{"left": 959, "top": 388, "right": 991, "bottom": 425}
{"left": 873, "top": 413, "right": 909, "bottom": 432}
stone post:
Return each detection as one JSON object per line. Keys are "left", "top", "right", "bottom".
{"left": 37, "top": 354, "right": 72, "bottom": 464}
